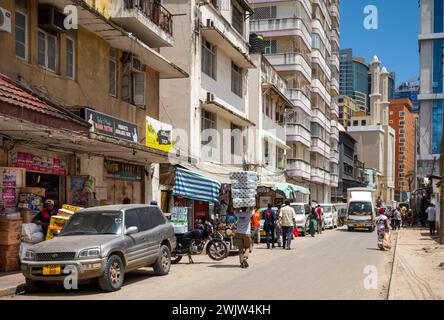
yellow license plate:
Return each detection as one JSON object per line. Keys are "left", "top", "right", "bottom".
{"left": 43, "top": 265, "right": 61, "bottom": 275}
{"left": 356, "top": 224, "right": 364, "bottom": 228}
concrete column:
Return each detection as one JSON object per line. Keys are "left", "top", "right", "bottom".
{"left": 369, "top": 55, "right": 382, "bottom": 124}
{"left": 380, "top": 67, "right": 390, "bottom": 126}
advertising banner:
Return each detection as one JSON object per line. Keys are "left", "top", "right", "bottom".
{"left": 145, "top": 116, "right": 173, "bottom": 153}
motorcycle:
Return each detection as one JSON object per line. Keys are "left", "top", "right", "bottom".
{"left": 172, "top": 221, "right": 229, "bottom": 264}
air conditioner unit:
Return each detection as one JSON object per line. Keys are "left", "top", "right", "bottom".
{"left": 38, "top": 5, "right": 66, "bottom": 33}
{"left": 0, "top": 7, "right": 12, "bottom": 33}
{"left": 206, "top": 19, "right": 214, "bottom": 27}
{"left": 206, "top": 92, "right": 215, "bottom": 102}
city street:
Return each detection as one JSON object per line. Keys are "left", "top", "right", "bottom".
{"left": 4, "top": 227, "right": 395, "bottom": 300}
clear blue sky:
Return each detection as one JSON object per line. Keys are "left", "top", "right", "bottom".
{"left": 340, "top": 0, "right": 419, "bottom": 86}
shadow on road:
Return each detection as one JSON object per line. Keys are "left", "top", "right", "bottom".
{"left": 208, "top": 264, "right": 242, "bottom": 269}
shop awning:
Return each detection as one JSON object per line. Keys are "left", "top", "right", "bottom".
{"left": 173, "top": 168, "right": 222, "bottom": 203}
{"left": 261, "top": 181, "right": 310, "bottom": 198}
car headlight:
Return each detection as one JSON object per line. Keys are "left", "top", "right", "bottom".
{"left": 78, "top": 248, "right": 101, "bottom": 259}
{"left": 24, "top": 250, "right": 36, "bottom": 261}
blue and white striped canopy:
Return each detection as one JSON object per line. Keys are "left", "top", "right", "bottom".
{"left": 173, "top": 168, "right": 222, "bottom": 203}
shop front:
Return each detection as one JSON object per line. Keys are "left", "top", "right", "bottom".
{"left": 104, "top": 160, "right": 144, "bottom": 205}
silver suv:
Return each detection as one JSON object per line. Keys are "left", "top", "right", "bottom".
{"left": 21, "top": 205, "right": 176, "bottom": 292}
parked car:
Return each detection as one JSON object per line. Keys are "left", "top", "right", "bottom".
{"left": 290, "top": 203, "right": 311, "bottom": 236}
{"left": 21, "top": 204, "right": 176, "bottom": 292}
{"left": 320, "top": 204, "right": 338, "bottom": 229}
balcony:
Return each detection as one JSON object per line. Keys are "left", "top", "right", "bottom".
{"left": 312, "top": 0, "right": 331, "bottom": 28}
{"left": 330, "top": 126, "right": 339, "bottom": 141}
{"left": 311, "top": 50, "right": 331, "bottom": 80}
{"left": 330, "top": 100, "right": 339, "bottom": 118}
{"left": 109, "top": 0, "right": 174, "bottom": 47}
{"left": 312, "top": 19, "right": 331, "bottom": 54}
{"left": 329, "top": 29, "right": 340, "bottom": 48}
{"left": 330, "top": 3, "right": 340, "bottom": 23}
{"left": 250, "top": 18, "right": 311, "bottom": 49}
{"left": 330, "top": 77, "right": 339, "bottom": 97}
{"left": 311, "top": 79, "right": 331, "bottom": 105}
{"left": 329, "top": 55, "right": 340, "bottom": 72}
{"left": 286, "top": 89, "right": 311, "bottom": 116}
{"left": 265, "top": 53, "right": 311, "bottom": 82}
{"left": 286, "top": 123, "right": 311, "bottom": 148}
{"left": 312, "top": 109, "right": 329, "bottom": 129}
{"left": 263, "top": 116, "right": 287, "bottom": 144}
{"left": 287, "top": 159, "right": 311, "bottom": 180}
{"left": 330, "top": 173, "right": 339, "bottom": 187}
{"left": 311, "top": 137, "right": 330, "bottom": 155}
{"left": 311, "top": 167, "right": 331, "bottom": 185}
{"left": 329, "top": 149, "right": 339, "bottom": 164}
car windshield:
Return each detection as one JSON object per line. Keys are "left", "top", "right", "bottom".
{"left": 321, "top": 206, "right": 332, "bottom": 213}
{"left": 60, "top": 211, "right": 123, "bottom": 236}
{"left": 291, "top": 205, "right": 305, "bottom": 215}
{"left": 348, "top": 202, "right": 373, "bottom": 215}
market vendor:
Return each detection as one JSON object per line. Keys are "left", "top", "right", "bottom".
{"left": 33, "top": 199, "right": 57, "bottom": 236}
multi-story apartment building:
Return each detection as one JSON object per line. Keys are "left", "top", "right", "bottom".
{"left": 395, "top": 80, "right": 420, "bottom": 113}
{"left": 0, "top": 0, "right": 187, "bottom": 206}
{"left": 250, "top": 0, "right": 340, "bottom": 203}
{"left": 418, "top": 0, "right": 443, "bottom": 177}
{"left": 337, "top": 95, "right": 357, "bottom": 128}
{"left": 348, "top": 56, "right": 396, "bottom": 205}
{"left": 389, "top": 98, "right": 417, "bottom": 201}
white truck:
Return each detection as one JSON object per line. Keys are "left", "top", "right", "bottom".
{"left": 346, "top": 188, "right": 376, "bottom": 232}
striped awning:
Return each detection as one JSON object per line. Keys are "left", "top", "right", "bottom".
{"left": 173, "top": 168, "right": 222, "bottom": 203}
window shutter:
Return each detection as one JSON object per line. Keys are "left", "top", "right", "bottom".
{"left": 133, "top": 72, "right": 145, "bottom": 107}
{"left": 121, "top": 64, "right": 131, "bottom": 103}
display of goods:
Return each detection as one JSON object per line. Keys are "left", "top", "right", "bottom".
{"left": 18, "top": 187, "right": 46, "bottom": 197}
{"left": 231, "top": 188, "right": 257, "bottom": 199}
{"left": 62, "top": 204, "right": 83, "bottom": 212}
{"left": 231, "top": 180, "right": 257, "bottom": 189}
{"left": 21, "top": 209, "right": 38, "bottom": 224}
{"left": 46, "top": 216, "right": 69, "bottom": 241}
{"left": 1, "top": 188, "right": 18, "bottom": 207}
{"left": 57, "top": 209, "right": 74, "bottom": 217}
{"left": 18, "top": 193, "right": 43, "bottom": 211}
{"left": 0, "top": 217, "right": 22, "bottom": 234}
{"left": 233, "top": 197, "right": 256, "bottom": 209}
{"left": 229, "top": 171, "right": 258, "bottom": 181}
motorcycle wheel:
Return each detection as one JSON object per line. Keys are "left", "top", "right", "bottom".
{"left": 206, "top": 240, "right": 228, "bottom": 261}
{"left": 171, "top": 255, "right": 183, "bottom": 265}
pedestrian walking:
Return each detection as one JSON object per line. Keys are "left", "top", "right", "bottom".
{"left": 426, "top": 203, "right": 437, "bottom": 236}
{"left": 278, "top": 200, "right": 297, "bottom": 250}
{"left": 234, "top": 207, "right": 255, "bottom": 269}
{"left": 309, "top": 207, "right": 318, "bottom": 237}
{"left": 394, "top": 206, "right": 402, "bottom": 230}
{"left": 401, "top": 206, "right": 408, "bottom": 228}
{"left": 262, "top": 204, "right": 276, "bottom": 249}
{"left": 316, "top": 205, "right": 323, "bottom": 234}
{"left": 376, "top": 208, "right": 390, "bottom": 251}
{"left": 251, "top": 207, "right": 261, "bottom": 245}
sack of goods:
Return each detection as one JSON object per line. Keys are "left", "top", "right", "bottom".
{"left": 22, "top": 223, "right": 44, "bottom": 244}
{"left": 230, "top": 171, "right": 257, "bottom": 209}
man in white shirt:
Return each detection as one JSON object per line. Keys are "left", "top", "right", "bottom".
{"left": 426, "top": 203, "right": 437, "bottom": 236}
{"left": 234, "top": 207, "right": 254, "bottom": 268}
{"left": 279, "top": 199, "right": 297, "bottom": 250}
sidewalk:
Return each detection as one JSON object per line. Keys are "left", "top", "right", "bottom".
{"left": 0, "top": 272, "right": 25, "bottom": 297}
{"left": 388, "top": 228, "right": 444, "bottom": 300}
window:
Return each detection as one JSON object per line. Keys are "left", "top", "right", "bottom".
{"left": 353, "top": 120, "right": 358, "bottom": 126}
{"left": 399, "top": 173, "right": 405, "bottom": 178}
{"left": 400, "top": 146, "right": 405, "bottom": 152}
{"left": 125, "top": 211, "right": 141, "bottom": 231}
{"left": 38, "top": 30, "right": 57, "bottom": 72}
{"left": 264, "top": 40, "right": 277, "bottom": 54}
{"left": 264, "top": 140, "right": 269, "bottom": 165}
{"left": 122, "top": 54, "right": 145, "bottom": 107}
{"left": 399, "top": 155, "right": 405, "bottom": 161}
{"left": 389, "top": 111, "right": 394, "bottom": 115}
{"left": 66, "top": 37, "right": 75, "bottom": 79}
{"left": 399, "top": 164, "right": 405, "bottom": 169}
{"left": 399, "top": 120, "right": 406, "bottom": 126}
{"left": 109, "top": 48, "right": 117, "bottom": 96}
{"left": 277, "top": 148, "right": 285, "bottom": 170}
{"left": 399, "top": 137, "right": 406, "bottom": 143}
{"left": 231, "top": 62, "right": 243, "bottom": 97}
{"left": 15, "top": 12, "right": 27, "bottom": 60}
{"left": 137, "top": 207, "right": 165, "bottom": 230}
{"left": 231, "top": 123, "right": 243, "bottom": 156}
{"left": 202, "top": 38, "right": 217, "bottom": 79}
{"left": 361, "top": 120, "right": 366, "bottom": 126}
{"left": 252, "top": 6, "right": 276, "bottom": 19}
{"left": 399, "top": 111, "right": 405, "bottom": 116}
{"left": 201, "top": 109, "right": 217, "bottom": 148}
{"left": 399, "top": 129, "right": 405, "bottom": 134}
{"left": 232, "top": 4, "right": 244, "bottom": 35}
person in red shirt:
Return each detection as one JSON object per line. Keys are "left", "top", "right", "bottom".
{"left": 316, "top": 205, "right": 323, "bottom": 234}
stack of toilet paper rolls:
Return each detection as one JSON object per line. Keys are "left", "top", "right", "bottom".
{"left": 230, "top": 171, "right": 258, "bottom": 208}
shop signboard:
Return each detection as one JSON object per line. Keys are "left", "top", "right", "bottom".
{"left": 170, "top": 207, "right": 188, "bottom": 234}
{"left": 85, "top": 108, "right": 139, "bottom": 143}
{"left": 105, "top": 161, "right": 142, "bottom": 181}
{"left": 145, "top": 116, "right": 173, "bottom": 153}
{"left": 12, "top": 152, "right": 66, "bottom": 175}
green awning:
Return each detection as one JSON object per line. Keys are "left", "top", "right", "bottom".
{"left": 262, "top": 182, "right": 310, "bottom": 198}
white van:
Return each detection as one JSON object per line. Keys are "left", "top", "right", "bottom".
{"left": 346, "top": 188, "right": 376, "bottom": 232}
{"left": 320, "top": 204, "right": 338, "bottom": 229}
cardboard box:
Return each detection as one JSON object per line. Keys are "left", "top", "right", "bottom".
{"left": 0, "top": 231, "right": 21, "bottom": 245}
{"left": 0, "top": 257, "right": 20, "bottom": 272}
{"left": 20, "top": 210, "right": 37, "bottom": 224}
{"left": 62, "top": 204, "right": 83, "bottom": 212}
{"left": 46, "top": 215, "right": 69, "bottom": 241}
{"left": 0, "top": 217, "right": 22, "bottom": 232}
{"left": 18, "top": 187, "right": 46, "bottom": 197}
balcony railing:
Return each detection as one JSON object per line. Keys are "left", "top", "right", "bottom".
{"left": 250, "top": 18, "right": 311, "bottom": 47}
{"left": 287, "top": 158, "right": 311, "bottom": 178}
{"left": 286, "top": 123, "right": 311, "bottom": 146}
{"left": 124, "top": 0, "right": 173, "bottom": 36}
{"left": 265, "top": 53, "right": 312, "bottom": 81}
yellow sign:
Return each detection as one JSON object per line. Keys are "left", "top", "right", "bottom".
{"left": 43, "top": 265, "right": 61, "bottom": 275}
{"left": 145, "top": 116, "right": 173, "bottom": 153}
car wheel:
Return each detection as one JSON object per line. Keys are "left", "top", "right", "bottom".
{"left": 98, "top": 254, "right": 124, "bottom": 292}
{"left": 153, "top": 245, "right": 171, "bottom": 276}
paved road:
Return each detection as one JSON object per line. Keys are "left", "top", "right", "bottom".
{"left": 4, "top": 227, "right": 395, "bottom": 300}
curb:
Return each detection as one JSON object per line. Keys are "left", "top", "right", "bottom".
{"left": 0, "top": 285, "right": 20, "bottom": 298}
{"left": 387, "top": 229, "right": 401, "bottom": 300}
